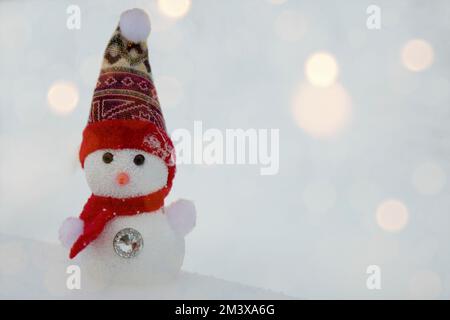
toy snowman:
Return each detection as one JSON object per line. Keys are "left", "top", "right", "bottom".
{"left": 59, "top": 8, "right": 196, "bottom": 285}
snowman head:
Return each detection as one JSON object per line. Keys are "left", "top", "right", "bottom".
{"left": 84, "top": 148, "right": 169, "bottom": 199}
{"left": 80, "top": 120, "right": 176, "bottom": 199}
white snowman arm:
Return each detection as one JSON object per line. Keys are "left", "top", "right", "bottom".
{"left": 165, "top": 199, "right": 196, "bottom": 237}
{"left": 59, "top": 217, "right": 84, "bottom": 249}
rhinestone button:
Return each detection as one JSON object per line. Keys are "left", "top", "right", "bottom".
{"left": 113, "top": 228, "right": 144, "bottom": 258}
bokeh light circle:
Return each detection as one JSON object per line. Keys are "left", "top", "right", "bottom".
{"left": 47, "top": 81, "right": 79, "bottom": 115}
{"left": 158, "top": 0, "right": 191, "bottom": 19}
{"left": 401, "top": 39, "right": 434, "bottom": 72}
{"left": 376, "top": 199, "right": 409, "bottom": 232}
{"left": 305, "top": 52, "right": 339, "bottom": 87}
{"left": 292, "top": 83, "right": 352, "bottom": 138}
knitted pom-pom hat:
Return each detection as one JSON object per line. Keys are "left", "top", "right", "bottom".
{"left": 79, "top": 8, "right": 176, "bottom": 196}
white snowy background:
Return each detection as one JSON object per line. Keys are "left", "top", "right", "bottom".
{"left": 1, "top": 0, "right": 449, "bottom": 299}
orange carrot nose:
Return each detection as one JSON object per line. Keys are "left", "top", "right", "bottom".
{"left": 116, "top": 172, "right": 130, "bottom": 186}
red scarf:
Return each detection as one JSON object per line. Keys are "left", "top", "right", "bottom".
{"left": 70, "top": 191, "right": 166, "bottom": 259}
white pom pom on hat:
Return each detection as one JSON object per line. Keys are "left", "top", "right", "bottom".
{"left": 119, "top": 8, "right": 151, "bottom": 43}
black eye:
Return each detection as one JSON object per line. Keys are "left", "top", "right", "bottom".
{"left": 134, "top": 154, "right": 145, "bottom": 166}
{"left": 102, "top": 152, "right": 114, "bottom": 164}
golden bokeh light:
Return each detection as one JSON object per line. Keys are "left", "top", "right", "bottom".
{"left": 158, "top": 0, "right": 192, "bottom": 19}
{"left": 376, "top": 199, "right": 409, "bottom": 232}
{"left": 292, "top": 83, "right": 352, "bottom": 138}
{"left": 305, "top": 52, "right": 339, "bottom": 87}
{"left": 47, "top": 81, "right": 79, "bottom": 115}
{"left": 401, "top": 39, "right": 434, "bottom": 72}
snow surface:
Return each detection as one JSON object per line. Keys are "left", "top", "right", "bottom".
{"left": 0, "top": 234, "right": 291, "bottom": 299}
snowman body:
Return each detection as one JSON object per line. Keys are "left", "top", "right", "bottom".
{"left": 78, "top": 210, "right": 185, "bottom": 285}
{"left": 61, "top": 148, "right": 195, "bottom": 285}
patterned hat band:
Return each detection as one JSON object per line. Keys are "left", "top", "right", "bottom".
{"left": 90, "top": 69, "right": 166, "bottom": 130}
